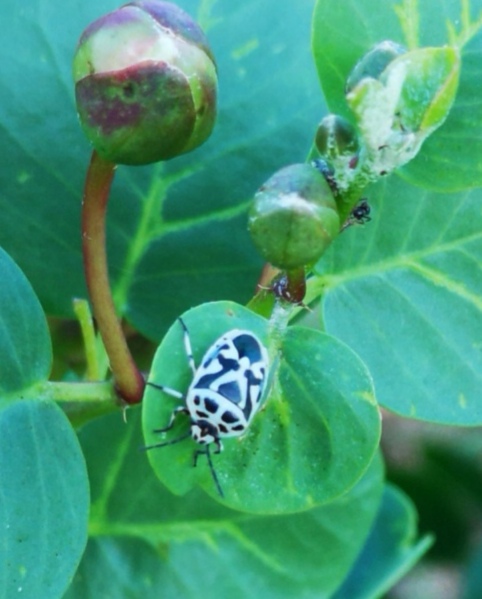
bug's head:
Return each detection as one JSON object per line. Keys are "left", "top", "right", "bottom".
{"left": 191, "top": 420, "right": 219, "bottom": 445}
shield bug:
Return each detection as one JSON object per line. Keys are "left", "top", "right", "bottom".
{"left": 144, "top": 318, "right": 269, "bottom": 496}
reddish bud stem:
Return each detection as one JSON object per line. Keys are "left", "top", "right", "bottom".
{"left": 82, "top": 150, "right": 145, "bottom": 404}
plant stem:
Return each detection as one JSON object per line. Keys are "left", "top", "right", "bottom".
{"left": 73, "top": 297, "right": 103, "bottom": 381}
{"left": 82, "top": 150, "right": 145, "bottom": 404}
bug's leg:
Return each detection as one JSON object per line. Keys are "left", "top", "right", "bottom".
{"left": 193, "top": 444, "right": 224, "bottom": 497}
{"left": 192, "top": 439, "right": 223, "bottom": 466}
{"left": 153, "top": 406, "right": 189, "bottom": 433}
{"left": 192, "top": 448, "right": 203, "bottom": 468}
{"left": 213, "top": 438, "right": 223, "bottom": 455}
{"left": 178, "top": 317, "right": 196, "bottom": 376}
{"left": 142, "top": 429, "right": 191, "bottom": 451}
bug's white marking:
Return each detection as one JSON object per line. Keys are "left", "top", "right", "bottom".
{"left": 144, "top": 318, "right": 269, "bottom": 497}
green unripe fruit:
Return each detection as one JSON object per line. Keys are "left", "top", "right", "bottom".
{"left": 73, "top": 1, "right": 217, "bottom": 165}
{"left": 249, "top": 164, "right": 340, "bottom": 270}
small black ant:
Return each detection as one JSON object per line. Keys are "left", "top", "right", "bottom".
{"left": 341, "top": 199, "right": 371, "bottom": 231}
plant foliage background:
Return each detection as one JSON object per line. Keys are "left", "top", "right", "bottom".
{"left": 1, "top": 0, "right": 482, "bottom": 597}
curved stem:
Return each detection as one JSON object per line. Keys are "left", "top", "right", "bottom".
{"left": 82, "top": 150, "right": 145, "bottom": 404}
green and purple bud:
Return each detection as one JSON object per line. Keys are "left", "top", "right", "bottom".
{"left": 249, "top": 164, "right": 340, "bottom": 270}
{"left": 73, "top": 1, "right": 217, "bottom": 165}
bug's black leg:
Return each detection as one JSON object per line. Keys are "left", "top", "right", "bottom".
{"left": 178, "top": 317, "right": 196, "bottom": 376}
{"left": 193, "top": 438, "right": 223, "bottom": 466}
{"left": 213, "top": 438, "right": 223, "bottom": 455}
{"left": 153, "top": 406, "right": 189, "bottom": 433}
{"left": 141, "top": 407, "right": 191, "bottom": 452}
{"left": 193, "top": 448, "right": 203, "bottom": 468}
{"left": 193, "top": 445, "right": 224, "bottom": 497}
{"left": 142, "top": 429, "right": 192, "bottom": 452}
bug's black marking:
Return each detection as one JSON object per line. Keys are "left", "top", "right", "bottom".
{"left": 204, "top": 398, "right": 219, "bottom": 413}
{"left": 221, "top": 411, "right": 238, "bottom": 424}
{"left": 143, "top": 319, "right": 269, "bottom": 498}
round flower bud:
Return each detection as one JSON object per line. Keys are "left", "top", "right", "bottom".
{"left": 249, "top": 164, "right": 340, "bottom": 270}
{"left": 346, "top": 40, "right": 406, "bottom": 94}
{"left": 73, "top": 1, "right": 217, "bottom": 165}
{"left": 315, "top": 114, "right": 359, "bottom": 160}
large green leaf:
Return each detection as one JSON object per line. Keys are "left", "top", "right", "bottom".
{"left": 0, "top": 400, "right": 89, "bottom": 599}
{"left": 0, "top": 247, "right": 51, "bottom": 395}
{"left": 64, "top": 408, "right": 384, "bottom": 598}
{"left": 332, "top": 484, "right": 432, "bottom": 599}
{"left": 142, "top": 301, "right": 380, "bottom": 513}
{"left": 463, "top": 542, "right": 482, "bottom": 599}
{"left": 312, "top": 0, "right": 482, "bottom": 192}
{"left": 316, "top": 175, "right": 482, "bottom": 425}
{"left": 0, "top": 0, "right": 322, "bottom": 337}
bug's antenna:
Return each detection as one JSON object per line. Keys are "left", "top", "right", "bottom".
{"left": 178, "top": 317, "right": 196, "bottom": 376}
{"left": 141, "top": 430, "right": 191, "bottom": 452}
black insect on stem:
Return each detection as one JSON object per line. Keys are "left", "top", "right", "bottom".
{"left": 341, "top": 198, "right": 371, "bottom": 231}
{"left": 311, "top": 158, "right": 339, "bottom": 196}
{"left": 272, "top": 268, "right": 306, "bottom": 305}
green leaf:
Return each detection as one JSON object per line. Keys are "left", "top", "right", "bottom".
{"left": 462, "top": 542, "right": 482, "bottom": 599}
{"left": 0, "top": 399, "right": 89, "bottom": 599}
{"left": 316, "top": 174, "right": 482, "bottom": 425}
{"left": 332, "top": 484, "right": 433, "bottom": 599}
{"left": 392, "top": 47, "right": 460, "bottom": 133}
{"left": 0, "top": 0, "right": 322, "bottom": 334}
{"left": 143, "top": 301, "right": 380, "bottom": 513}
{"left": 312, "top": 0, "right": 482, "bottom": 191}
{"left": 65, "top": 409, "right": 384, "bottom": 598}
{"left": 0, "top": 247, "right": 51, "bottom": 395}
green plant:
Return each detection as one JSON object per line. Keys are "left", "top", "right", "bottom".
{"left": 1, "top": 0, "right": 482, "bottom": 598}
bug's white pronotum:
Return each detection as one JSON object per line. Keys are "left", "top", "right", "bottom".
{"left": 144, "top": 318, "right": 269, "bottom": 496}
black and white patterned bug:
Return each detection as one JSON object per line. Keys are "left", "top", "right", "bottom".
{"left": 144, "top": 318, "right": 269, "bottom": 497}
